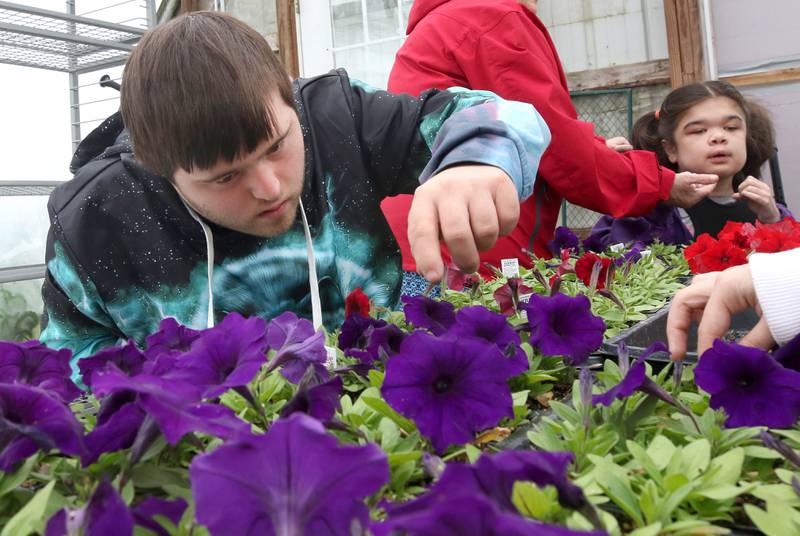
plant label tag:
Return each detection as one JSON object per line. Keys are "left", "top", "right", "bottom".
{"left": 640, "top": 250, "right": 652, "bottom": 258}
{"left": 501, "top": 258, "right": 520, "bottom": 278}
{"left": 325, "top": 346, "right": 337, "bottom": 369}
{"left": 609, "top": 243, "right": 625, "bottom": 253}
{"left": 518, "top": 293, "right": 533, "bottom": 304}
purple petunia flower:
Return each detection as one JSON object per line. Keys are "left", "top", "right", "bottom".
{"left": 92, "top": 366, "right": 250, "bottom": 444}
{"left": 166, "top": 312, "right": 268, "bottom": 398}
{"left": 0, "top": 383, "right": 85, "bottom": 470}
{"left": 46, "top": 480, "right": 133, "bottom": 536}
{"left": 131, "top": 497, "right": 188, "bottom": 536}
{"left": 265, "top": 312, "right": 328, "bottom": 383}
{"left": 367, "top": 323, "right": 406, "bottom": 361}
{"left": 338, "top": 315, "right": 387, "bottom": 354}
{"left": 522, "top": 293, "right": 605, "bottom": 366}
{"left": 381, "top": 331, "right": 514, "bottom": 452}
{"left": 82, "top": 395, "right": 145, "bottom": 466}
{"left": 280, "top": 375, "right": 343, "bottom": 421}
{"left": 548, "top": 226, "right": 580, "bottom": 257}
{"left": 78, "top": 340, "right": 146, "bottom": 389}
{"left": 190, "top": 413, "right": 389, "bottom": 536}
{"left": 401, "top": 295, "right": 456, "bottom": 335}
{"left": 592, "top": 342, "right": 675, "bottom": 407}
{"left": 144, "top": 317, "right": 201, "bottom": 359}
{"left": 446, "top": 306, "right": 528, "bottom": 376}
{"left": 695, "top": 339, "right": 800, "bottom": 428}
{"left": 0, "top": 340, "right": 81, "bottom": 403}
{"left": 774, "top": 332, "right": 800, "bottom": 373}
{"left": 375, "top": 450, "right": 604, "bottom": 536}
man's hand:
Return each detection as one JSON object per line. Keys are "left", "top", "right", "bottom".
{"left": 667, "top": 171, "right": 719, "bottom": 208}
{"left": 408, "top": 165, "right": 519, "bottom": 282}
{"left": 733, "top": 176, "right": 781, "bottom": 223}
{"left": 606, "top": 136, "right": 633, "bottom": 152}
{"left": 666, "top": 264, "right": 775, "bottom": 360}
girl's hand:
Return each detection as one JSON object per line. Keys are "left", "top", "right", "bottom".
{"left": 734, "top": 176, "right": 781, "bottom": 223}
{"left": 605, "top": 136, "right": 633, "bottom": 152}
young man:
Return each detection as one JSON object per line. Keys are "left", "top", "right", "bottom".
{"left": 40, "top": 11, "right": 551, "bottom": 363}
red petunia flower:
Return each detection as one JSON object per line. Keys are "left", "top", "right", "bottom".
{"left": 493, "top": 277, "right": 533, "bottom": 316}
{"left": 699, "top": 239, "right": 748, "bottom": 272}
{"left": 750, "top": 218, "right": 800, "bottom": 253}
{"left": 684, "top": 233, "right": 717, "bottom": 274}
{"left": 574, "top": 252, "right": 612, "bottom": 289}
{"left": 717, "top": 221, "right": 756, "bottom": 249}
{"left": 345, "top": 288, "right": 370, "bottom": 318}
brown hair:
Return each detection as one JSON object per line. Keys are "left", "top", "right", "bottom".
{"left": 120, "top": 11, "right": 294, "bottom": 178}
{"left": 632, "top": 80, "right": 775, "bottom": 182}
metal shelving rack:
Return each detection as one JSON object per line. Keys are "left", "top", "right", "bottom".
{"left": 0, "top": 0, "right": 154, "bottom": 150}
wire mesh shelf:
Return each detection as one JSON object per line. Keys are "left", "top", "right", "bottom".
{"left": 0, "top": 0, "right": 144, "bottom": 73}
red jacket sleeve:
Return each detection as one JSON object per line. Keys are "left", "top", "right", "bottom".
{"left": 392, "top": 10, "right": 674, "bottom": 218}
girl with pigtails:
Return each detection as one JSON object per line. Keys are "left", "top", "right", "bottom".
{"left": 590, "top": 80, "right": 792, "bottom": 246}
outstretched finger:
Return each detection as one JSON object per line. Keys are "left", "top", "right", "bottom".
{"left": 739, "top": 318, "right": 776, "bottom": 350}
{"left": 408, "top": 194, "right": 444, "bottom": 282}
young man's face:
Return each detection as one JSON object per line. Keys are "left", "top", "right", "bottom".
{"left": 172, "top": 94, "right": 305, "bottom": 237}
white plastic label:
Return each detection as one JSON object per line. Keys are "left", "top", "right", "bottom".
{"left": 325, "top": 346, "right": 338, "bottom": 369}
{"left": 501, "top": 258, "right": 520, "bottom": 278}
{"left": 518, "top": 293, "right": 533, "bottom": 304}
{"left": 609, "top": 243, "right": 625, "bottom": 253}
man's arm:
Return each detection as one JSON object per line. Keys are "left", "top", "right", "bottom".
{"left": 40, "top": 222, "right": 123, "bottom": 375}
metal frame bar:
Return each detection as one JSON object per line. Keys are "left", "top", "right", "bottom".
{"left": 0, "top": 21, "right": 136, "bottom": 52}
{"left": 0, "top": 265, "right": 46, "bottom": 284}
{"left": 0, "top": 0, "right": 147, "bottom": 36}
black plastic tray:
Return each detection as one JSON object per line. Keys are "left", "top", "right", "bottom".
{"left": 599, "top": 303, "right": 760, "bottom": 363}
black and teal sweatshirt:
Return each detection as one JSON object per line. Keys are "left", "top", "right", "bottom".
{"left": 40, "top": 70, "right": 550, "bottom": 372}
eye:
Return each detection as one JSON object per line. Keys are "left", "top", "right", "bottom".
{"left": 214, "top": 172, "right": 236, "bottom": 185}
{"left": 688, "top": 128, "right": 705, "bottom": 135}
{"left": 725, "top": 125, "right": 740, "bottom": 131}
{"left": 267, "top": 138, "right": 284, "bottom": 155}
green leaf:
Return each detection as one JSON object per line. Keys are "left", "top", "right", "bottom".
{"left": 465, "top": 444, "right": 481, "bottom": 464}
{"left": 628, "top": 523, "right": 662, "bottom": 536}
{"left": 368, "top": 369, "right": 384, "bottom": 389}
{"left": 361, "top": 396, "right": 416, "bottom": 433}
{"left": 387, "top": 451, "right": 421, "bottom": 467}
{"left": 702, "top": 447, "right": 744, "bottom": 488}
{"left": 549, "top": 400, "right": 580, "bottom": 423}
{"left": 695, "top": 484, "right": 751, "bottom": 501}
{"left": 130, "top": 464, "right": 189, "bottom": 490}
{"left": 626, "top": 440, "right": 663, "bottom": 486}
{"left": 752, "top": 483, "right": 800, "bottom": 505}
{"left": 679, "top": 438, "right": 710, "bottom": 478}
{"left": 745, "top": 500, "right": 800, "bottom": 536}
{"left": 512, "top": 482, "right": 559, "bottom": 520}
{"left": 590, "top": 458, "right": 644, "bottom": 526}
{"left": 0, "top": 456, "right": 37, "bottom": 498}
{"left": 646, "top": 435, "right": 675, "bottom": 470}
{"left": 744, "top": 445, "right": 783, "bottom": 459}
{"left": 1, "top": 480, "right": 56, "bottom": 536}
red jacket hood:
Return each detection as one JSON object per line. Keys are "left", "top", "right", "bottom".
{"left": 406, "top": 0, "right": 452, "bottom": 33}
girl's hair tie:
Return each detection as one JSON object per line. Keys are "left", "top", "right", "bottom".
{"left": 654, "top": 109, "right": 661, "bottom": 120}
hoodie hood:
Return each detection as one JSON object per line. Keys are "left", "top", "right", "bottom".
{"left": 405, "top": 0, "right": 451, "bottom": 33}
{"left": 69, "top": 111, "right": 131, "bottom": 174}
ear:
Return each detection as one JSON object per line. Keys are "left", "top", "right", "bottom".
{"left": 662, "top": 139, "right": 679, "bottom": 164}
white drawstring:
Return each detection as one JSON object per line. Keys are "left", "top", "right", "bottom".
{"left": 176, "top": 195, "right": 216, "bottom": 329}
{"left": 298, "top": 198, "right": 323, "bottom": 331}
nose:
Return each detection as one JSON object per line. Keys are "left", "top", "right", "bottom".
{"left": 248, "top": 161, "right": 281, "bottom": 201}
{"left": 709, "top": 127, "right": 727, "bottom": 144}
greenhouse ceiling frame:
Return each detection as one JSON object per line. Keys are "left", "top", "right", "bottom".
{"left": 0, "top": 0, "right": 155, "bottom": 150}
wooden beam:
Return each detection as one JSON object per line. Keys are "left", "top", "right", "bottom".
{"left": 567, "top": 59, "right": 671, "bottom": 91}
{"left": 276, "top": 0, "right": 300, "bottom": 79}
{"left": 722, "top": 67, "right": 800, "bottom": 88}
{"left": 663, "top": 0, "right": 705, "bottom": 87}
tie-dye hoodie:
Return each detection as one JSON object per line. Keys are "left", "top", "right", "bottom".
{"left": 40, "top": 69, "right": 549, "bottom": 366}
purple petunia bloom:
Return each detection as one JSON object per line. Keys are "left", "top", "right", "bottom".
{"left": 548, "top": 226, "right": 580, "bottom": 257}
{"left": 446, "top": 306, "right": 528, "bottom": 376}
{"left": 280, "top": 375, "right": 343, "bottom": 421}
{"left": 92, "top": 366, "right": 250, "bottom": 444}
{"left": 401, "top": 295, "right": 456, "bottom": 335}
{"left": 265, "top": 312, "right": 328, "bottom": 383}
{"left": 145, "top": 317, "right": 201, "bottom": 359}
{"left": 131, "top": 497, "right": 188, "bottom": 536}
{"left": 375, "top": 450, "right": 604, "bottom": 536}
{"left": 694, "top": 339, "right": 800, "bottom": 428}
{"left": 774, "top": 332, "right": 800, "bottom": 373}
{"left": 46, "top": 480, "right": 133, "bottom": 536}
{"left": 592, "top": 342, "right": 670, "bottom": 406}
{"left": 338, "top": 315, "right": 387, "bottom": 355}
{"left": 82, "top": 395, "right": 145, "bottom": 466}
{"left": 382, "top": 331, "right": 514, "bottom": 452}
{"left": 0, "top": 340, "right": 81, "bottom": 403}
{"left": 78, "top": 340, "right": 146, "bottom": 388}
{"left": 0, "top": 383, "right": 85, "bottom": 470}
{"left": 190, "top": 413, "right": 389, "bottom": 536}
{"left": 522, "top": 293, "right": 605, "bottom": 366}
{"left": 166, "top": 312, "right": 268, "bottom": 398}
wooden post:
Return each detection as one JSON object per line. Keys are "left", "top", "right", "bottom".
{"left": 277, "top": 0, "right": 300, "bottom": 79}
{"left": 663, "top": 0, "right": 705, "bottom": 87}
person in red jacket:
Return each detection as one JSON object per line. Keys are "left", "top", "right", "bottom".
{"left": 383, "top": 0, "right": 716, "bottom": 290}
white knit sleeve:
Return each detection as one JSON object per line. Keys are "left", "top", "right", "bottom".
{"left": 750, "top": 247, "right": 800, "bottom": 345}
